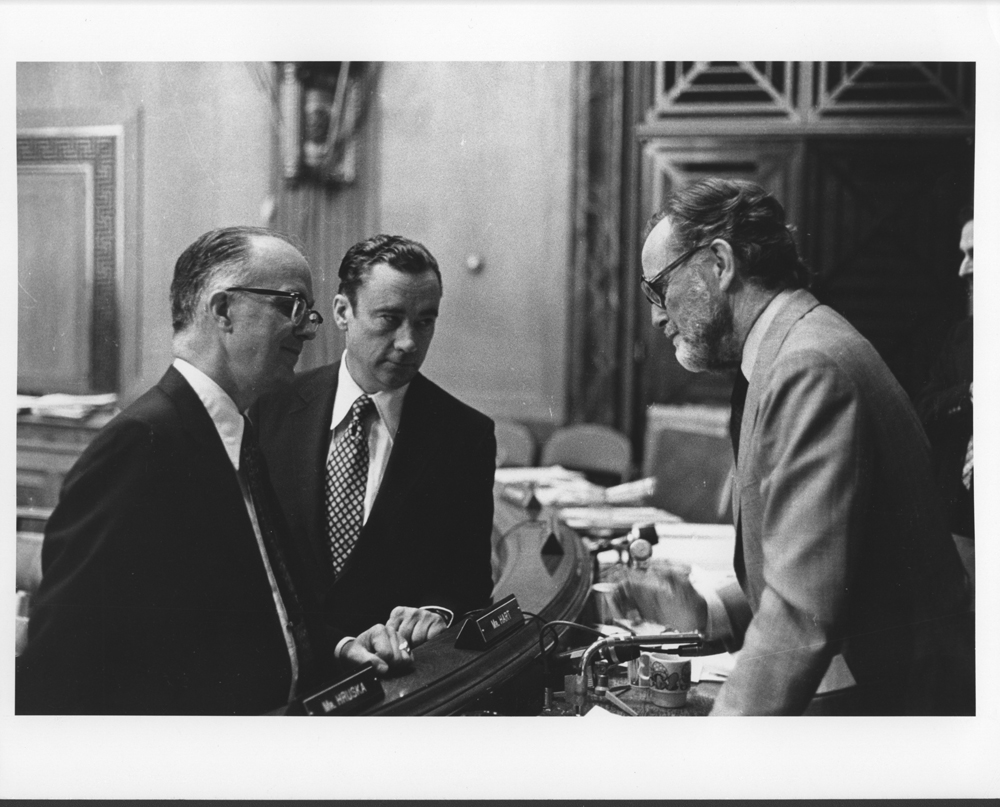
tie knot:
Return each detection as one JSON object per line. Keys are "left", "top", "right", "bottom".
{"left": 350, "top": 395, "right": 375, "bottom": 424}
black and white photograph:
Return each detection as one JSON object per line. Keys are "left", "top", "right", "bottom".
{"left": 2, "top": 1, "right": 999, "bottom": 801}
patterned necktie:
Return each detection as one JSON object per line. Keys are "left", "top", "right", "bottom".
{"left": 240, "top": 416, "right": 317, "bottom": 683}
{"left": 962, "top": 434, "right": 973, "bottom": 490}
{"left": 729, "top": 370, "right": 750, "bottom": 463}
{"left": 325, "top": 394, "right": 376, "bottom": 576}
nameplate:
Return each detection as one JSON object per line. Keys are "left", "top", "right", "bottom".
{"left": 454, "top": 594, "right": 525, "bottom": 650}
{"left": 301, "top": 664, "right": 384, "bottom": 716}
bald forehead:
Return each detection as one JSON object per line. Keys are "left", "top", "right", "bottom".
{"left": 244, "top": 235, "right": 311, "bottom": 289}
{"left": 246, "top": 234, "right": 303, "bottom": 262}
{"left": 642, "top": 215, "right": 680, "bottom": 276}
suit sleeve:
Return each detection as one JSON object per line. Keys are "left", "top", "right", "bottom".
{"left": 712, "top": 353, "right": 871, "bottom": 716}
{"left": 421, "top": 418, "right": 497, "bottom": 616}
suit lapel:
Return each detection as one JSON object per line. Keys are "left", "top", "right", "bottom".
{"left": 288, "top": 364, "right": 340, "bottom": 557}
{"left": 363, "top": 374, "right": 438, "bottom": 534}
{"left": 156, "top": 365, "right": 248, "bottom": 512}
{"left": 733, "top": 289, "right": 821, "bottom": 541}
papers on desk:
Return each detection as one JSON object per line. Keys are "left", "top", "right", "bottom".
{"left": 692, "top": 651, "right": 737, "bottom": 683}
{"left": 18, "top": 392, "right": 119, "bottom": 420}
{"left": 494, "top": 465, "right": 585, "bottom": 486}
{"left": 652, "top": 522, "right": 735, "bottom": 541}
{"left": 558, "top": 506, "right": 682, "bottom": 531}
{"left": 495, "top": 466, "right": 656, "bottom": 508}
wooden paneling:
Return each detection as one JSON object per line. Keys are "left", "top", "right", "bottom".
{"left": 17, "top": 165, "right": 94, "bottom": 393}
{"left": 638, "top": 138, "right": 804, "bottom": 407}
{"left": 16, "top": 128, "right": 123, "bottom": 394}
{"left": 804, "top": 137, "right": 974, "bottom": 388}
{"left": 620, "top": 61, "right": 976, "bottom": 434}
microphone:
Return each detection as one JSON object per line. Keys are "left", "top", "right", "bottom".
{"left": 551, "top": 641, "right": 641, "bottom": 675}
{"left": 600, "top": 643, "right": 642, "bottom": 665}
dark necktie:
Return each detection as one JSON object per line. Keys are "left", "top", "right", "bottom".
{"left": 240, "top": 416, "right": 317, "bottom": 684}
{"left": 729, "top": 369, "right": 750, "bottom": 463}
{"left": 325, "top": 394, "right": 376, "bottom": 576}
{"left": 728, "top": 372, "right": 749, "bottom": 587}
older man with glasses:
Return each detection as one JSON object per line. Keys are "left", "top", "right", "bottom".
{"left": 616, "top": 178, "right": 974, "bottom": 716}
{"left": 17, "top": 226, "right": 412, "bottom": 715}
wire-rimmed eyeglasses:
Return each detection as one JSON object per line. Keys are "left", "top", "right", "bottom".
{"left": 640, "top": 243, "right": 712, "bottom": 309}
{"left": 226, "top": 286, "right": 324, "bottom": 330}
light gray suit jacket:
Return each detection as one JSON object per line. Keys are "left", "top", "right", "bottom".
{"left": 714, "top": 289, "right": 973, "bottom": 715}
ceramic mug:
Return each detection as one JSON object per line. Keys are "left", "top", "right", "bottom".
{"left": 646, "top": 652, "right": 691, "bottom": 708}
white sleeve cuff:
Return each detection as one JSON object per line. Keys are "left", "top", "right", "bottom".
{"left": 421, "top": 606, "right": 454, "bottom": 627}
{"left": 335, "top": 636, "right": 356, "bottom": 659}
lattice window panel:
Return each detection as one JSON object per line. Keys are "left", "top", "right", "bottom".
{"left": 653, "top": 61, "right": 974, "bottom": 124}
{"left": 655, "top": 62, "right": 801, "bottom": 118}
{"left": 812, "top": 62, "right": 974, "bottom": 119}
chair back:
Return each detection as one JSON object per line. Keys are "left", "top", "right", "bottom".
{"left": 642, "top": 404, "right": 733, "bottom": 524}
{"left": 17, "top": 531, "right": 44, "bottom": 594}
{"left": 541, "top": 424, "right": 632, "bottom": 485}
{"left": 494, "top": 420, "right": 537, "bottom": 468}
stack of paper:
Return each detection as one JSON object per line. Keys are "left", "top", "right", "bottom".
{"left": 558, "top": 506, "right": 682, "bottom": 531}
{"left": 495, "top": 467, "right": 658, "bottom": 508}
{"left": 18, "top": 392, "right": 119, "bottom": 420}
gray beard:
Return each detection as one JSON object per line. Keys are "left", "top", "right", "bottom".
{"left": 674, "top": 278, "right": 740, "bottom": 373}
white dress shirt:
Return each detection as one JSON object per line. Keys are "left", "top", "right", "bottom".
{"left": 328, "top": 353, "right": 409, "bottom": 524}
{"left": 172, "top": 358, "right": 300, "bottom": 701}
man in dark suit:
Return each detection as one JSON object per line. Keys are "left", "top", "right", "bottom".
{"left": 253, "top": 234, "right": 496, "bottom": 650}
{"left": 16, "top": 227, "right": 411, "bottom": 715}
{"left": 916, "top": 216, "right": 974, "bottom": 545}
{"left": 615, "top": 178, "right": 974, "bottom": 715}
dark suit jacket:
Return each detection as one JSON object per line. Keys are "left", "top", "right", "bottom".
{"left": 252, "top": 363, "right": 496, "bottom": 637}
{"left": 715, "top": 289, "right": 974, "bottom": 715}
{"left": 16, "top": 367, "right": 336, "bottom": 715}
{"left": 915, "top": 316, "right": 974, "bottom": 538}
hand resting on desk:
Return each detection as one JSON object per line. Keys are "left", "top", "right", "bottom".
{"left": 342, "top": 623, "right": 415, "bottom": 675}
{"left": 386, "top": 606, "right": 448, "bottom": 647}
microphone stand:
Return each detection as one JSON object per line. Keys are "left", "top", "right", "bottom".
{"left": 570, "top": 631, "right": 703, "bottom": 715}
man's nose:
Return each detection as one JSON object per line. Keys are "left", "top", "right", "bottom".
{"left": 650, "top": 304, "right": 669, "bottom": 331}
{"left": 294, "top": 322, "right": 318, "bottom": 341}
{"left": 959, "top": 256, "right": 973, "bottom": 278}
{"left": 395, "top": 323, "right": 418, "bottom": 352}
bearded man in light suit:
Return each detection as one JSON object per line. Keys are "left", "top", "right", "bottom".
{"left": 616, "top": 178, "right": 974, "bottom": 715}
{"left": 252, "top": 234, "right": 496, "bottom": 653}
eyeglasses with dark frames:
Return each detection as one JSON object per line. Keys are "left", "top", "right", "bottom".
{"left": 640, "top": 242, "right": 712, "bottom": 309}
{"left": 226, "top": 287, "right": 324, "bottom": 329}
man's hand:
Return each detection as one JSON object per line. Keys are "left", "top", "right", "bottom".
{"left": 342, "top": 623, "right": 414, "bottom": 676}
{"left": 386, "top": 606, "right": 447, "bottom": 647}
{"left": 611, "top": 565, "right": 708, "bottom": 632}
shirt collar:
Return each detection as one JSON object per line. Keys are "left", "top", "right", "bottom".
{"left": 172, "top": 357, "right": 244, "bottom": 471}
{"left": 740, "top": 288, "right": 795, "bottom": 381}
{"left": 329, "top": 352, "right": 409, "bottom": 438}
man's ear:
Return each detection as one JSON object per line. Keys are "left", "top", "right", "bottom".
{"left": 332, "top": 293, "right": 352, "bottom": 332}
{"left": 207, "top": 290, "right": 234, "bottom": 332}
{"left": 709, "top": 238, "right": 738, "bottom": 292}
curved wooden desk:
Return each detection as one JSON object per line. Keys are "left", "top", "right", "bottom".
{"left": 296, "top": 484, "right": 593, "bottom": 716}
